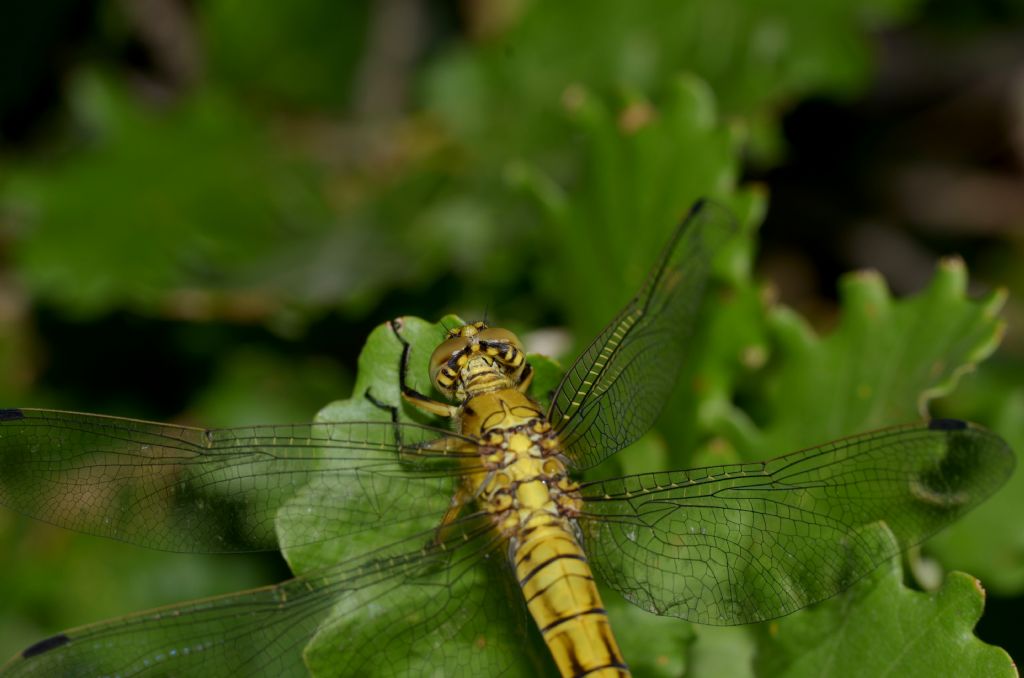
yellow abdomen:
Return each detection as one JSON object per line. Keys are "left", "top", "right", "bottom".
{"left": 459, "top": 388, "right": 629, "bottom": 677}
{"left": 514, "top": 520, "right": 629, "bottom": 678}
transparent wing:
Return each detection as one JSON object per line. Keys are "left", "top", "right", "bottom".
{"left": 1, "top": 514, "right": 537, "bottom": 677}
{"left": 547, "top": 200, "right": 736, "bottom": 470}
{"left": 0, "top": 408, "right": 482, "bottom": 553}
{"left": 577, "top": 420, "right": 1014, "bottom": 625}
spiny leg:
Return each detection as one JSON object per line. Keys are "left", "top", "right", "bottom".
{"left": 364, "top": 387, "right": 469, "bottom": 478}
{"left": 365, "top": 387, "right": 468, "bottom": 544}
{"left": 363, "top": 388, "right": 399, "bottom": 424}
{"left": 389, "top": 319, "right": 476, "bottom": 543}
{"left": 390, "top": 318, "right": 457, "bottom": 418}
{"left": 363, "top": 388, "right": 410, "bottom": 460}
{"left": 432, "top": 487, "right": 475, "bottom": 547}
{"left": 517, "top": 363, "right": 535, "bottom": 393}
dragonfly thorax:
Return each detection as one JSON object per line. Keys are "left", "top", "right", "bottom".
{"left": 428, "top": 322, "right": 528, "bottom": 402}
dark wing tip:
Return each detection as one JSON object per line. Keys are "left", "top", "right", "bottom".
{"left": 0, "top": 408, "right": 25, "bottom": 421}
{"left": 22, "top": 633, "right": 70, "bottom": 659}
{"left": 929, "top": 418, "right": 968, "bottom": 431}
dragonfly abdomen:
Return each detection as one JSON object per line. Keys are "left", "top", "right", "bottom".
{"left": 459, "top": 388, "right": 629, "bottom": 676}
{"left": 514, "top": 520, "right": 629, "bottom": 678}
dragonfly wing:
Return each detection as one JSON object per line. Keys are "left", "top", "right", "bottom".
{"left": 3, "top": 513, "right": 536, "bottom": 677}
{"left": 547, "top": 201, "right": 736, "bottom": 471}
{"left": 577, "top": 421, "right": 1014, "bottom": 624}
{"left": 0, "top": 408, "right": 481, "bottom": 553}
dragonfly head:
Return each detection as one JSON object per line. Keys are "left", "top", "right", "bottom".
{"left": 429, "top": 322, "right": 528, "bottom": 401}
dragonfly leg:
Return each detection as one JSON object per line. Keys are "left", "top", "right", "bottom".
{"left": 362, "top": 386, "right": 418, "bottom": 447}
{"left": 364, "top": 389, "right": 463, "bottom": 465}
{"left": 390, "top": 318, "right": 458, "bottom": 418}
{"left": 430, "top": 465, "right": 497, "bottom": 547}
{"left": 363, "top": 388, "right": 399, "bottom": 422}
{"left": 517, "top": 363, "right": 534, "bottom": 393}
{"left": 431, "top": 486, "right": 474, "bottom": 547}
{"left": 363, "top": 388, "right": 414, "bottom": 459}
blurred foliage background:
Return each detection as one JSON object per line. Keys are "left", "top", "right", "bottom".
{"left": 1, "top": 0, "right": 1023, "bottom": 675}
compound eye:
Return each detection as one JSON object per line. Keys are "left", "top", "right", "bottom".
{"left": 429, "top": 336, "right": 468, "bottom": 385}
{"left": 477, "top": 328, "right": 524, "bottom": 352}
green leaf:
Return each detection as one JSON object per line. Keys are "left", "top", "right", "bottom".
{"left": 737, "top": 258, "right": 1013, "bottom": 668}
{"left": 755, "top": 524, "right": 1015, "bottom": 678}
{"left": 656, "top": 219, "right": 770, "bottom": 469}
{"left": 187, "top": 348, "right": 350, "bottom": 427}
{"left": 745, "top": 257, "right": 1006, "bottom": 458}
{"left": 0, "top": 518, "right": 270, "bottom": 665}
{"left": 927, "top": 380, "right": 1024, "bottom": 593}
{"left": 423, "top": 0, "right": 927, "bottom": 166}
{"left": 688, "top": 626, "right": 757, "bottom": 678}
{"left": 3, "top": 74, "right": 464, "bottom": 324}
{"left": 602, "top": 586, "right": 696, "bottom": 677}
{"left": 202, "top": 0, "right": 369, "bottom": 110}
{"left": 279, "top": 315, "right": 454, "bottom": 576}
{"left": 524, "top": 352, "right": 563, "bottom": 412}
{"left": 4, "top": 73, "right": 329, "bottom": 318}
{"left": 513, "top": 76, "right": 758, "bottom": 344}
{"left": 515, "top": 80, "right": 771, "bottom": 473}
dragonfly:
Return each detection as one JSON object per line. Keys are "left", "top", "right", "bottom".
{"left": 0, "top": 200, "right": 1015, "bottom": 677}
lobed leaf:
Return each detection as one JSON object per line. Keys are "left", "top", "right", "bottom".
{"left": 755, "top": 524, "right": 1015, "bottom": 678}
